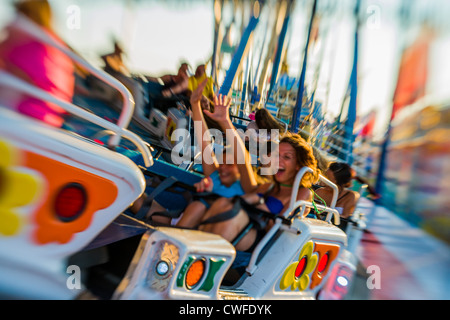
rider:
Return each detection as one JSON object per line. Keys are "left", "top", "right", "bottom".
{"left": 175, "top": 80, "right": 257, "bottom": 228}
{"left": 315, "top": 161, "right": 360, "bottom": 218}
{"left": 0, "top": 0, "right": 74, "bottom": 128}
{"left": 194, "top": 97, "right": 320, "bottom": 252}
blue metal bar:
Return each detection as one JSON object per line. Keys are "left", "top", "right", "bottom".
{"left": 341, "top": 0, "right": 361, "bottom": 165}
{"left": 374, "top": 126, "right": 390, "bottom": 197}
{"left": 211, "top": 23, "right": 220, "bottom": 86}
{"left": 375, "top": 0, "right": 412, "bottom": 197}
{"left": 266, "top": 5, "right": 291, "bottom": 102}
{"left": 291, "top": 0, "right": 318, "bottom": 133}
{"left": 211, "top": 0, "right": 223, "bottom": 86}
{"left": 239, "top": 48, "right": 252, "bottom": 121}
{"left": 218, "top": 15, "right": 259, "bottom": 97}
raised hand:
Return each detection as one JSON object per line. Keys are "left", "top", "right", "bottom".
{"left": 190, "top": 78, "right": 208, "bottom": 107}
{"left": 203, "top": 94, "right": 231, "bottom": 124}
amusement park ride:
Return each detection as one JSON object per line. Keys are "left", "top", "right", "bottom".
{"left": 0, "top": 0, "right": 448, "bottom": 300}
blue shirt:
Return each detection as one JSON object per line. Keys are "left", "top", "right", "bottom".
{"left": 209, "top": 170, "right": 244, "bottom": 198}
{"left": 200, "top": 170, "right": 244, "bottom": 208}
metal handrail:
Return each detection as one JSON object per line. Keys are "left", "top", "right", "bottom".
{"left": 12, "top": 14, "right": 135, "bottom": 148}
{"left": 288, "top": 167, "right": 338, "bottom": 213}
{"left": 246, "top": 166, "right": 340, "bottom": 275}
{"left": 0, "top": 71, "right": 153, "bottom": 167}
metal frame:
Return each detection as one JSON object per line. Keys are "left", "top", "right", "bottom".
{"left": 11, "top": 14, "right": 136, "bottom": 149}
{"left": 2, "top": 15, "right": 153, "bottom": 167}
{"left": 0, "top": 71, "right": 153, "bottom": 167}
{"left": 246, "top": 166, "right": 340, "bottom": 275}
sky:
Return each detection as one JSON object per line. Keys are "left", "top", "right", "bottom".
{"left": 1, "top": 0, "right": 450, "bottom": 140}
{"left": 53, "top": 0, "right": 215, "bottom": 76}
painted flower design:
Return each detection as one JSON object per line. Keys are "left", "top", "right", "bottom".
{"left": 0, "top": 138, "right": 118, "bottom": 245}
{"left": 279, "top": 240, "right": 318, "bottom": 291}
{"left": 0, "top": 140, "right": 40, "bottom": 236}
{"left": 24, "top": 151, "right": 118, "bottom": 245}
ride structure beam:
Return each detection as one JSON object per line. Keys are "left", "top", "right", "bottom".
{"left": 291, "top": 0, "right": 318, "bottom": 133}
{"left": 375, "top": 0, "right": 413, "bottom": 196}
{"left": 218, "top": 8, "right": 260, "bottom": 97}
{"left": 211, "top": 0, "right": 223, "bottom": 87}
{"left": 340, "top": 0, "right": 361, "bottom": 165}
{"left": 266, "top": 0, "right": 293, "bottom": 102}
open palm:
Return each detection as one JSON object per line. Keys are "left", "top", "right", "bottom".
{"left": 203, "top": 94, "right": 231, "bottom": 123}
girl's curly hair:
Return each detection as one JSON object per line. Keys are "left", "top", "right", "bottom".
{"left": 279, "top": 133, "right": 319, "bottom": 188}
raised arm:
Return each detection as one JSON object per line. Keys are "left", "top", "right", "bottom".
{"left": 203, "top": 94, "right": 258, "bottom": 193}
{"left": 190, "top": 79, "right": 219, "bottom": 177}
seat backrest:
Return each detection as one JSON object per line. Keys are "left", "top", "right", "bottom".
{"left": 0, "top": 108, "right": 146, "bottom": 257}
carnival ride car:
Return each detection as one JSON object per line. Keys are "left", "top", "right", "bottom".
{"left": 0, "top": 3, "right": 368, "bottom": 300}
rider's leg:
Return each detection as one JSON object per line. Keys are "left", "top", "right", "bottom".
{"left": 175, "top": 200, "right": 207, "bottom": 228}
{"left": 198, "top": 197, "right": 257, "bottom": 251}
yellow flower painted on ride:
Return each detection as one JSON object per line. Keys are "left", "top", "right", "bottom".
{"left": 279, "top": 241, "right": 318, "bottom": 291}
{"left": 0, "top": 140, "right": 40, "bottom": 236}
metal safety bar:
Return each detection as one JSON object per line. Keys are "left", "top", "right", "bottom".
{"left": 12, "top": 15, "right": 135, "bottom": 148}
{"left": 0, "top": 71, "right": 153, "bottom": 167}
{"left": 246, "top": 166, "right": 340, "bottom": 275}
{"left": 288, "top": 167, "right": 338, "bottom": 212}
